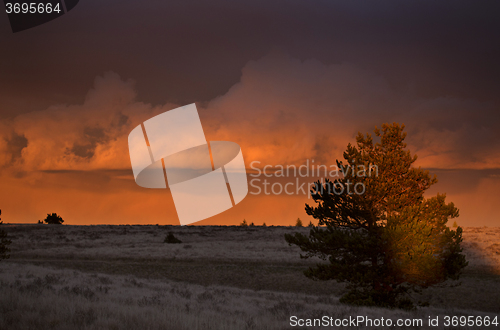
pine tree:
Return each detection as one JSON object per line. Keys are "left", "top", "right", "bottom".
{"left": 240, "top": 219, "right": 248, "bottom": 227}
{"left": 295, "top": 218, "right": 303, "bottom": 227}
{"left": 285, "top": 123, "right": 467, "bottom": 309}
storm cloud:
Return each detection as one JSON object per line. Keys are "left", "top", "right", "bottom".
{"left": 1, "top": 0, "right": 499, "bottom": 226}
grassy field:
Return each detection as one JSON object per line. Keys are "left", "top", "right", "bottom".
{"left": 0, "top": 225, "right": 499, "bottom": 329}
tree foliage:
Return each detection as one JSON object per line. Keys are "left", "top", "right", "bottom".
{"left": 295, "top": 218, "right": 303, "bottom": 227}
{"left": 44, "top": 213, "right": 64, "bottom": 225}
{"left": 0, "top": 210, "right": 12, "bottom": 260}
{"left": 285, "top": 123, "right": 467, "bottom": 309}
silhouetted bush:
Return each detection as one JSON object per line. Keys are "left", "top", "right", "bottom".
{"left": 164, "top": 232, "right": 182, "bottom": 244}
{"left": 295, "top": 218, "right": 303, "bottom": 227}
{"left": 0, "top": 210, "right": 12, "bottom": 260}
{"left": 44, "top": 213, "right": 64, "bottom": 224}
{"left": 240, "top": 219, "right": 248, "bottom": 227}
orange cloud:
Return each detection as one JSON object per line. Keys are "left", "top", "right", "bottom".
{"left": 1, "top": 53, "right": 499, "bottom": 226}
{"left": 1, "top": 72, "right": 179, "bottom": 174}
{"left": 200, "top": 51, "right": 500, "bottom": 170}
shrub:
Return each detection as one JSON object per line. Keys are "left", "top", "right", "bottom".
{"left": 0, "top": 210, "right": 12, "bottom": 260}
{"left": 295, "top": 218, "right": 303, "bottom": 227}
{"left": 164, "top": 232, "right": 182, "bottom": 244}
{"left": 240, "top": 219, "right": 248, "bottom": 227}
{"left": 44, "top": 213, "right": 64, "bottom": 224}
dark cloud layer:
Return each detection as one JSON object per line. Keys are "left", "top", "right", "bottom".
{"left": 4, "top": 132, "right": 28, "bottom": 165}
{"left": 1, "top": 0, "right": 499, "bottom": 118}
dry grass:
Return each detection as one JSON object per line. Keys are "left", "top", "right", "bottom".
{"left": 0, "top": 225, "right": 499, "bottom": 329}
{"left": 461, "top": 227, "right": 500, "bottom": 273}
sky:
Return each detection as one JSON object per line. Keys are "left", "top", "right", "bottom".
{"left": 1, "top": 0, "right": 499, "bottom": 226}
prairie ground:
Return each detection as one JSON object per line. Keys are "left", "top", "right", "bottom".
{"left": 0, "top": 225, "right": 499, "bottom": 329}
